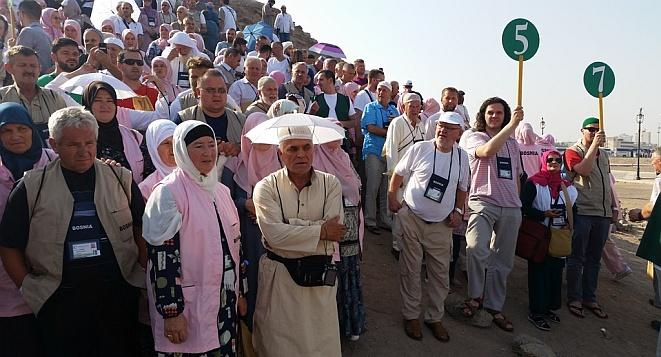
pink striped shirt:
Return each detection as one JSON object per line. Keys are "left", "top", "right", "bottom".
{"left": 463, "top": 131, "right": 522, "bottom": 208}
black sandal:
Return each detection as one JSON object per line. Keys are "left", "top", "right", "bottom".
{"left": 545, "top": 311, "right": 560, "bottom": 323}
{"left": 528, "top": 314, "right": 550, "bottom": 331}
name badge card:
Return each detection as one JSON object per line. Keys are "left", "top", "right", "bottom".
{"left": 550, "top": 203, "right": 567, "bottom": 226}
{"left": 424, "top": 173, "right": 449, "bottom": 203}
{"left": 69, "top": 239, "right": 102, "bottom": 260}
{"left": 496, "top": 156, "right": 513, "bottom": 180}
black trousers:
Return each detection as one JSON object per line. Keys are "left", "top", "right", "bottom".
{"left": 449, "top": 234, "right": 463, "bottom": 282}
{"left": 37, "top": 279, "right": 139, "bottom": 357}
{"left": 0, "top": 313, "right": 42, "bottom": 357}
{"left": 528, "top": 256, "right": 564, "bottom": 315}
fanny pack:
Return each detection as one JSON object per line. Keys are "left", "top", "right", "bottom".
{"left": 267, "top": 250, "right": 336, "bottom": 287}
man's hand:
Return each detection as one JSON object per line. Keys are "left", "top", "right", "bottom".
{"left": 593, "top": 130, "right": 606, "bottom": 148}
{"left": 167, "top": 47, "right": 180, "bottom": 61}
{"left": 611, "top": 209, "right": 619, "bottom": 223}
{"left": 388, "top": 192, "right": 402, "bottom": 213}
{"left": 508, "top": 106, "right": 524, "bottom": 128}
{"left": 629, "top": 208, "right": 643, "bottom": 222}
{"left": 320, "top": 216, "right": 346, "bottom": 242}
{"left": 164, "top": 314, "right": 188, "bottom": 344}
{"left": 447, "top": 211, "right": 461, "bottom": 228}
{"left": 142, "top": 74, "right": 166, "bottom": 92}
{"left": 217, "top": 141, "right": 240, "bottom": 157}
{"left": 309, "top": 101, "right": 319, "bottom": 115}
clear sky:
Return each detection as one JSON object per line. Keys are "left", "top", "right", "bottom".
{"left": 281, "top": 0, "right": 660, "bottom": 143}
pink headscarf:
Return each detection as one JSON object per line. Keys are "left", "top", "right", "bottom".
{"left": 269, "top": 71, "right": 285, "bottom": 87}
{"left": 515, "top": 122, "right": 540, "bottom": 145}
{"left": 63, "top": 19, "right": 81, "bottom": 46}
{"left": 151, "top": 56, "right": 179, "bottom": 100}
{"left": 188, "top": 33, "right": 204, "bottom": 51}
{"left": 101, "top": 18, "right": 115, "bottom": 34}
{"left": 233, "top": 113, "right": 281, "bottom": 195}
{"left": 528, "top": 150, "right": 571, "bottom": 200}
{"left": 536, "top": 133, "right": 556, "bottom": 147}
{"left": 423, "top": 98, "right": 440, "bottom": 117}
{"left": 313, "top": 141, "right": 361, "bottom": 205}
{"left": 157, "top": 23, "right": 172, "bottom": 49}
{"left": 344, "top": 82, "right": 360, "bottom": 101}
{"left": 41, "top": 8, "right": 62, "bottom": 41}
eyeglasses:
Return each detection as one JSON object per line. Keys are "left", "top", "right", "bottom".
{"left": 583, "top": 127, "right": 599, "bottom": 133}
{"left": 201, "top": 87, "right": 227, "bottom": 95}
{"left": 546, "top": 157, "right": 562, "bottom": 164}
{"left": 122, "top": 59, "right": 144, "bottom": 66}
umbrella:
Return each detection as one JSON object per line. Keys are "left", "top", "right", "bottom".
{"left": 90, "top": 0, "right": 140, "bottom": 31}
{"left": 59, "top": 73, "right": 137, "bottom": 99}
{"left": 308, "top": 43, "right": 346, "bottom": 59}
{"left": 246, "top": 113, "right": 346, "bottom": 145}
{"left": 243, "top": 21, "right": 274, "bottom": 52}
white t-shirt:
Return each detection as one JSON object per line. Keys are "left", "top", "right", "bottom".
{"left": 113, "top": 16, "right": 144, "bottom": 36}
{"left": 274, "top": 13, "right": 294, "bottom": 33}
{"left": 221, "top": 5, "right": 237, "bottom": 32}
{"left": 354, "top": 89, "right": 376, "bottom": 113}
{"left": 395, "top": 141, "right": 470, "bottom": 222}
{"left": 651, "top": 174, "right": 661, "bottom": 203}
{"left": 323, "top": 93, "right": 356, "bottom": 119}
{"left": 267, "top": 56, "right": 291, "bottom": 82}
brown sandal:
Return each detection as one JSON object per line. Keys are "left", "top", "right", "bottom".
{"left": 486, "top": 309, "right": 513, "bottom": 332}
{"left": 461, "top": 298, "right": 482, "bottom": 318}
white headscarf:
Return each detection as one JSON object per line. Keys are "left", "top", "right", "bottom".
{"left": 173, "top": 120, "right": 219, "bottom": 196}
{"left": 145, "top": 119, "right": 177, "bottom": 177}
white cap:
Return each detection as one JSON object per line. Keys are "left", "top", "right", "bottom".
{"left": 404, "top": 80, "right": 413, "bottom": 87}
{"left": 282, "top": 41, "right": 294, "bottom": 52}
{"left": 437, "top": 112, "right": 464, "bottom": 128}
{"left": 103, "top": 37, "right": 124, "bottom": 50}
{"left": 377, "top": 80, "right": 392, "bottom": 92}
{"left": 277, "top": 126, "right": 313, "bottom": 143}
{"left": 168, "top": 31, "right": 196, "bottom": 48}
{"left": 402, "top": 92, "right": 421, "bottom": 103}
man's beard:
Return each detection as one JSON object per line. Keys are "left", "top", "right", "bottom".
{"left": 58, "top": 59, "right": 80, "bottom": 73}
{"left": 442, "top": 103, "right": 456, "bottom": 112}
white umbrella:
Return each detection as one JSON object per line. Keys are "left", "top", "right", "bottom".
{"left": 59, "top": 73, "right": 137, "bottom": 99}
{"left": 90, "top": 0, "right": 140, "bottom": 31}
{"left": 246, "top": 113, "right": 346, "bottom": 145}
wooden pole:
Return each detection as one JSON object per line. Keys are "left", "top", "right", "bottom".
{"left": 8, "top": 3, "right": 15, "bottom": 41}
{"left": 598, "top": 92, "right": 604, "bottom": 131}
{"left": 517, "top": 55, "right": 523, "bottom": 106}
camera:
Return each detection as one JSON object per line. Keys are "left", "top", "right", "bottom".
{"left": 323, "top": 263, "right": 337, "bottom": 286}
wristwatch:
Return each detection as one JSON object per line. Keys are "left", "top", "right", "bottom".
{"left": 454, "top": 207, "right": 463, "bottom": 215}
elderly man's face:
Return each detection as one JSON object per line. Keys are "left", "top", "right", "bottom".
{"left": 49, "top": 125, "right": 97, "bottom": 174}
{"left": 245, "top": 60, "right": 261, "bottom": 82}
{"left": 293, "top": 64, "right": 307, "bottom": 84}
{"left": 435, "top": 122, "right": 462, "bottom": 145}
{"left": 404, "top": 100, "right": 421, "bottom": 118}
{"left": 377, "top": 86, "right": 391, "bottom": 106}
{"left": 7, "top": 54, "right": 40, "bottom": 88}
{"left": 279, "top": 138, "right": 314, "bottom": 176}
{"left": 175, "top": 43, "right": 192, "bottom": 56}
{"left": 260, "top": 81, "right": 278, "bottom": 105}
{"left": 0, "top": 123, "right": 33, "bottom": 155}
{"left": 224, "top": 53, "right": 240, "bottom": 69}
{"left": 198, "top": 75, "right": 228, "bottom": 112}
{"left": 441, "top": 90, "right": 458, "bottom": 112}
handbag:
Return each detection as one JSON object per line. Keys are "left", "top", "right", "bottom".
{"left": 648, "top": 261, "right": 655, "bottom": 281}
{"left": 548, "top": 183, "right": 573, "bottom": 257}
{"left": 516, "top": 217, "right": 550, "bottom": 263}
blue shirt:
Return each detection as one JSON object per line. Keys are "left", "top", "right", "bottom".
{"left": 360, "top": 101, "right": 399, "bottom": 159}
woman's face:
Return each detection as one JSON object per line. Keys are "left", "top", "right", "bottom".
{"left": 184, "top": 19, "right": 195, "bottom": 33}
{"left": 323, "top": 140, "right": 342, "bottom": 152}
{"left": 546, "top": 154, "right": 562, "bottom": 173}
{"left": 64, "top": 25, "right": 78, "bottom": 40}
{"left": 157, "top": 136, "right": 176, "bottom": 168}
{"left": 101, "top": 24, "right": 114, "bottom": 33}
{"left": 253, "top": 143, "right": 272, "bottom": 152}
{"left": 186, "top": 136, "right": 217, "bottom": 175}
{"left": 0, "top": 123, "right": 32, "bottom": 155}
{"left": 90, "top": 89, "right": 116, "bottom": 123}
{"left": 123, "top": 33, "right": 136, "bottom": 48}
{"left": 152, "top": 60, "right": 167, "bottom": 78}
{"left": 159, "top": 25, "right": 170, "bottom": 39}
{"left": 51, "top": 11, "right": 61, "bottom": 28}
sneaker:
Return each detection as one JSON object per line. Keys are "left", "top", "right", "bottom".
{"left": 613, "top": 266, "right": 632, "bottom": 281}
{"left": 545, "top": 311, "right": 560, "bottom": 323}
{"left": 349, "top": 335, "right": 360, "bottom": 341}
{"left": 528, "top": 313, "right": 551, "bottom": 331}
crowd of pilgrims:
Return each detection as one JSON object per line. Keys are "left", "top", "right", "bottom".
{"left": 0, "top": 0, "right": 639, "bottom": 356}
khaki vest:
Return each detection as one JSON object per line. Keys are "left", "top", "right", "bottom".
{"left": 567, "top": 141, "right": 613, "bottom": 217}
{"left": 0, "top": 85, "right": 67, "bottom": 124}
{"left": 179, "top": 91, "right": 198, "bottom": 111}
{"left": 282, "top": 81, "right": 314, "bottom": 106}
{"left": 178, "top": 105, "right": 245, "bottom": 144}
{"left": 22, "top": 160, "right": 145, "bottom": 314}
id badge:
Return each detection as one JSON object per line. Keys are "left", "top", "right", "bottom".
{"left": 550, "top": 203, "right": 567, "bottom": 226}
{"left": 148, "top": 17, "right": 156, "bottom": 27}
{"left": 496, "top": 156, "right": 513, "bottom": 180}
{"left": 68, "top": 239, "right": 101, "bottom": 260}
{"left": 344, "top": 197, "right": 358, "bottom": 208}
{"left": 424, "top": 173, "right": 448, "bottom": 203}
{"left": 177, "top": 71, "right": 190, "bottom": 88}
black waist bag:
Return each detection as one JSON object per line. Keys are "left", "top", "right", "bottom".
{"left": 267, "top": 250, "right": 333, "bottom": 287}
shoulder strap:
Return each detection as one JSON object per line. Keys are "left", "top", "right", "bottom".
{"left": 560, "top": 183, "right": 573, "bottom": 230}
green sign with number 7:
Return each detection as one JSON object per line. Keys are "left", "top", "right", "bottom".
{"left": 584, "top": 62, "right": 615, "bottom": 98}
{"left": 502, "top": 18, "right": 539, "bottom": 61}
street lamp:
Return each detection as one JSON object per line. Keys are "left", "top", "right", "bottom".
{"left": 636, "top": 108, "right": 644, "bottom": 180}
{"left": 657, "top": 123, "right": 660, "bottom": 147}
{"left": 540, "top": 117, "right": 545, "bottom": 135}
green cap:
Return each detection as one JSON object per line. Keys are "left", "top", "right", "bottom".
{"left": 582, "top": 117, "right": 599, "bottom": 128}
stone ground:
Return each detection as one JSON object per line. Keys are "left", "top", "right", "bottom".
{"left": 340, "top": 161, "right": 659, "bottom": 357}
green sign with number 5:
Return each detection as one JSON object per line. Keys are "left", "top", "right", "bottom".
{"left": 502, "top": 18, "right": 540, "bottom": 61}
{"left": 583, "top": 62, "right": 615, "bottom": 98}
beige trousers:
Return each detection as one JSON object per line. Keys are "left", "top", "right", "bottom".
{"left": 398, "top": 205, "right": 452, "bottom": 322}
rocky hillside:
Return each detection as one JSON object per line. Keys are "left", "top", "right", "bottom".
{"left": 233, "top": 0, "right": 317, "bottom": 50}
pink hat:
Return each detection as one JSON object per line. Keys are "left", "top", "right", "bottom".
{"left": 269, "top": 71, "right": 285, "bottom": 86}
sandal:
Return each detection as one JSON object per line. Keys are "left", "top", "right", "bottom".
{"left": 490, "top": 312, "right": 514, "bottom": 332}
{"left": 567, "top": 302, "right": 585, "bottom": 318}
{"left": 461, "top": 298, "right": 481, "bottom": 318}
{"left": 585, "top": 303, "right": 608, "bottom": 319}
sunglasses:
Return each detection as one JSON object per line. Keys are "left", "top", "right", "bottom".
{"left": 583, "top": 127, "right": 599, "bottom": 133}
{"left": 122, "top": 59, "right": 144, "bottom": 66}
{"left": 546, "top": 157, "right": 562, "bottom": 164}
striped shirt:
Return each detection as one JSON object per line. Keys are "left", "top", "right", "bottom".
{"left": 463, "top": 130, "right": 522, "bottom": 208}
